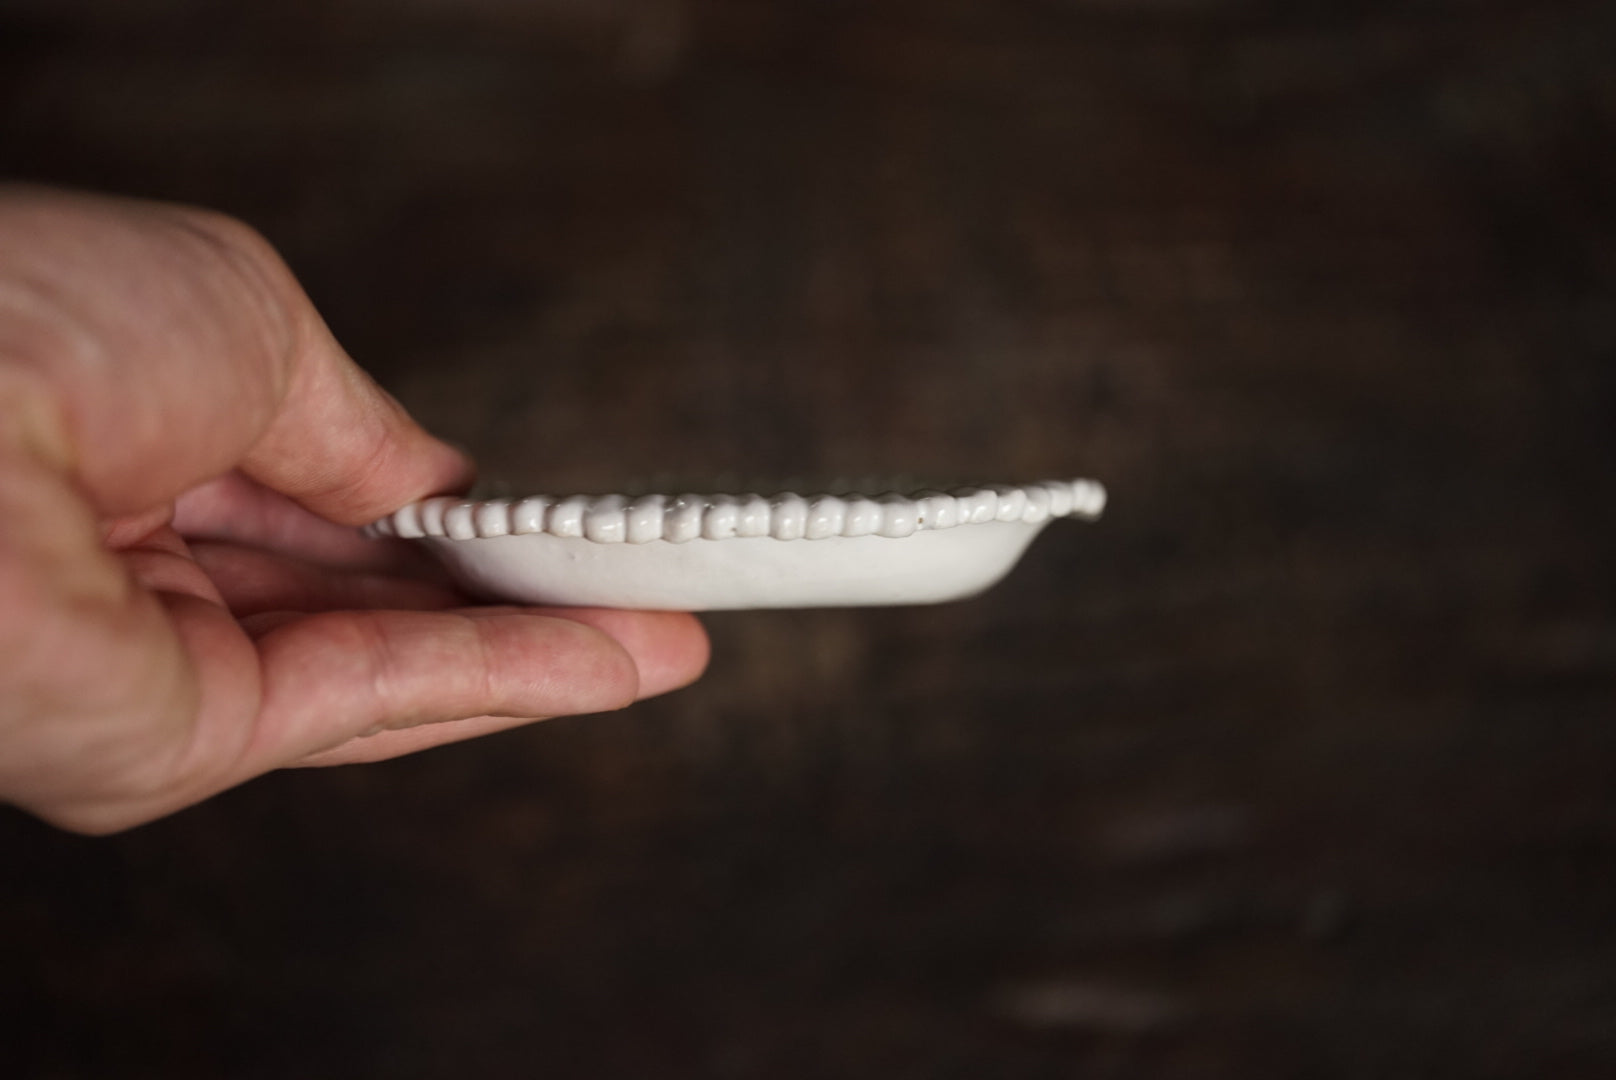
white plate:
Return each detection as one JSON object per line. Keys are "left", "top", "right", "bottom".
{"left": 365, "top": 479, "right": 1105, "bottom": 611}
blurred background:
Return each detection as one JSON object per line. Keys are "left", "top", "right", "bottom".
{"left": 3, "top": 0, "right": 1615, "bottom": 1075}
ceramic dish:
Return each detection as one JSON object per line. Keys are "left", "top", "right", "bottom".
{"left": 365, "top": 478, "right": 1106, "bottom": 611}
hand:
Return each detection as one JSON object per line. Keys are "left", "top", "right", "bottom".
{"left": 0, "top": 186, "right": 709, "bottom": 834}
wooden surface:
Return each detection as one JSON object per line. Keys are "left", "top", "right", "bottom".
{"left": 4, "top": 1, "right": 1615, "bottom": 1076}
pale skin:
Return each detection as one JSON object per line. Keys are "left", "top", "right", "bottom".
{"left": 0, "top": 186, "right": 710, "bottom": 834}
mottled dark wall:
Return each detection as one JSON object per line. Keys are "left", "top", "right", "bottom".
{"left": 4, "top": 1, "right": 1615, "bottom": 1076}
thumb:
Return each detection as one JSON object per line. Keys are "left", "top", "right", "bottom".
{"left": 243, "top": 324, "right": 472, "bottom": 526}
{"left": 0, "top": 185, "right": 468, "bottom": 522}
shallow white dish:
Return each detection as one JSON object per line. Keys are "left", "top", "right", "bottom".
{"left": 365, "top": 478, "right": 1105, "bottom": 611}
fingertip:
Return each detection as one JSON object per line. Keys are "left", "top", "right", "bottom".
{"left": 639, "top": 611, "right": 711, "bottom": 698}
{"left": 373, "top": 388, "right": 478, "bottom": 504}
{"left": 463, "top": 609, "right": 641, "bottom": 716}
{"left": 535, "top": 608, "right": 710, "bottom": 700}
{"left": 243, "top": 332, "right": 477, "bottom": 526}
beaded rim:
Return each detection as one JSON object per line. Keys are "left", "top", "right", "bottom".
{"left": 364, "top": 478, "right": 1105, "bottom": 545}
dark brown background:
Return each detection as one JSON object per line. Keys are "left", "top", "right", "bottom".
{"left": 4, "top": 1, "right": 1615, "bottom": 1076}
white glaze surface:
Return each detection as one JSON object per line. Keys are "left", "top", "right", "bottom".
{"left": 367, "top": 478, "right": 1105, "bottom": 611}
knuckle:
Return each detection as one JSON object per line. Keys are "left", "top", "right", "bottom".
{"left": 167, "top": 205, "right": 305, "bottom": 386}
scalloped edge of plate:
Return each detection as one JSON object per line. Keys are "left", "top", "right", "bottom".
{"left": 365, "top": 478, "right": 1106, "bottom": 544}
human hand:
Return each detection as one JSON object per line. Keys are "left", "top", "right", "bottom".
{"left": 0, "top": 186, "right": 709, "bottom": 834}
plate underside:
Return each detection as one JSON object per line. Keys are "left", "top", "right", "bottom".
{"left": 427, "top": 520, "right": 1049, "bottom": 610}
